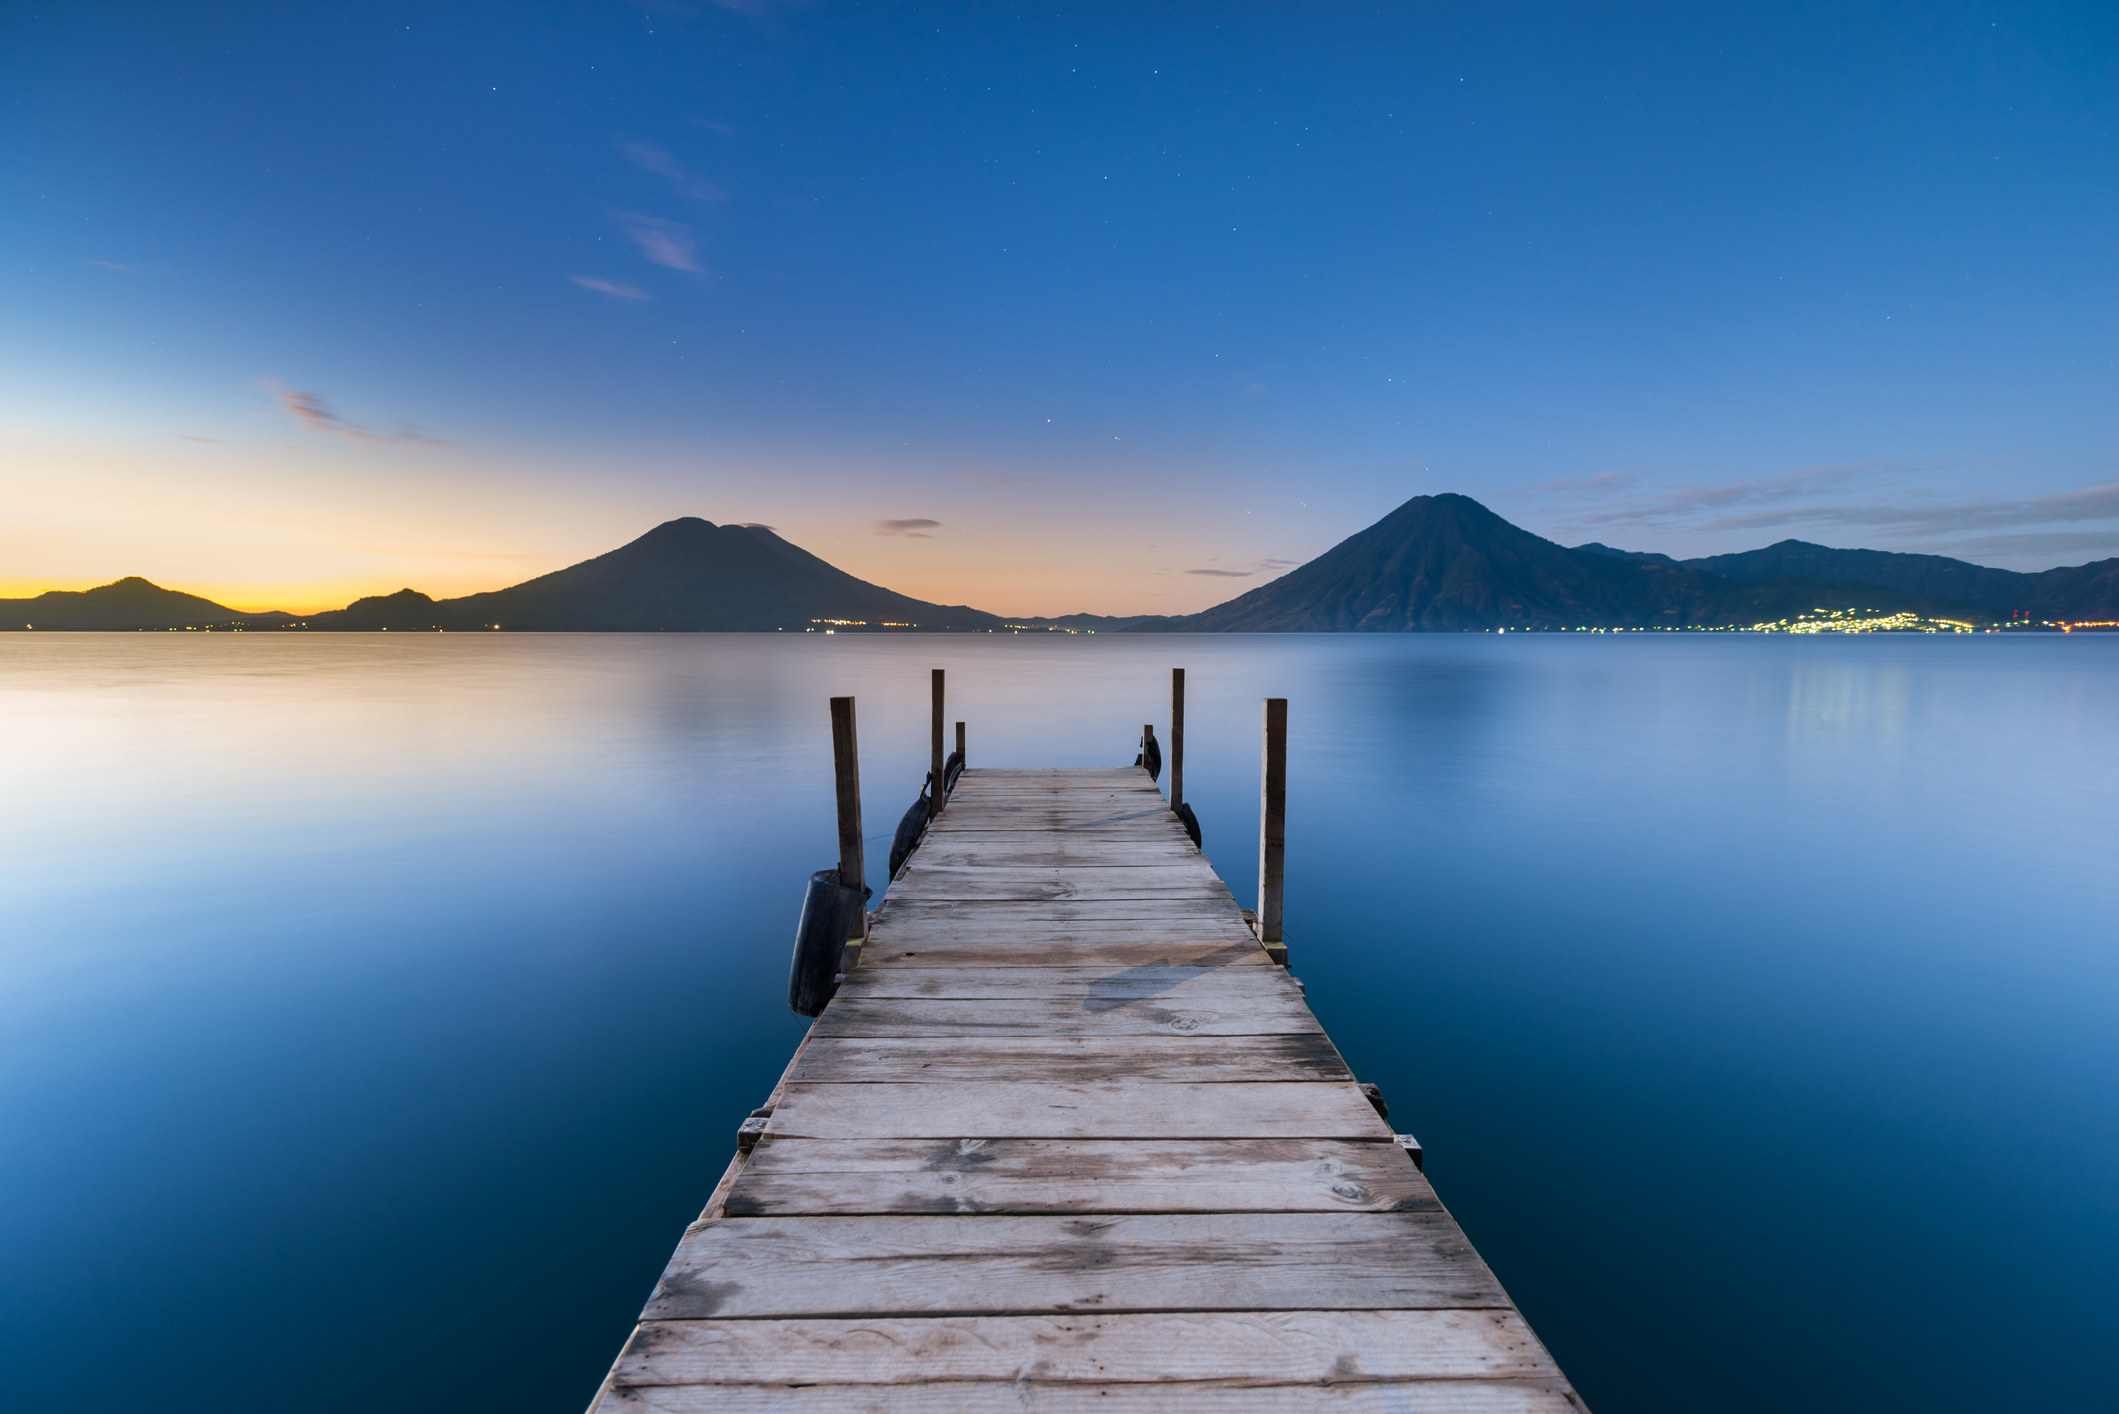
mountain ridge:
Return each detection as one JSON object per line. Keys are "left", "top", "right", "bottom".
{"left": 0, "top": 576, "right": 295, "bottom": 630}
{"left": 9, "top": 501, "right": 2116, "bottom": 630}
{"left": 305, "top": 518, "right": 1005, "bottom": 631}
{"left": 1149, "top": 494, "right": 1991, "bottom": 631}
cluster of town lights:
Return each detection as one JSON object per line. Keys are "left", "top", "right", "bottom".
{"left": 806, "top": 619, "right": 918, "bottom": 631}
{"left": 1748, "top": 609, "right": 1976, "bottom": 634}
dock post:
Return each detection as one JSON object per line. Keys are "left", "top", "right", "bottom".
{"left": 1170, "top": 668, "right": 1185, "bottom": 809}
{"left": 929, "top": 669, "right": 945, "bottom": 819}
{"left": 1258, "top": 697, "right": 1287, "bottom": 958}
{"left": 955, "top": 720, "right": 966, "bottom": 766}
{"left": 829, "top": 696, "right": 865, "bottom": 942}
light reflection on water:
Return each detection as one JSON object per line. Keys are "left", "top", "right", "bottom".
{"left": 2, "top": 633, "right": 2115, "bottom": 1412}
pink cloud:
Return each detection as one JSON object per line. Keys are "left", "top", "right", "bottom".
{"left": 258, "top": 380, "right": 443, "bottom": 446}
{"left": 571, "top": 275, "right": 649, "bottom": 301}
{"left": 620, "top": 214, "right": 700, "bottom": 271}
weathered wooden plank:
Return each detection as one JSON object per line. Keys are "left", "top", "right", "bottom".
{"left": 866, "top": 915, "right": 1252, "bottom": 937}
{"left": 853, "top": 937, "right": 1267, "bottom": 969}
{"left": 934, "top": 804, "right": 1179, "bottom": 821}
{"left": 724, "top": 1138, "right": 1436, "bottom": 1216}
{"left": 885, "top": 889, "right": 1235, "bottom": 906}
{"left": 812, "top": 995, "right": 1322, "bottom": 1037}
{"left": 915, "top": 841, "right": 1203, "bottom": 867}
{"left": 790, "top": 1033, "right": 1350, "bottom": 1084}
{"left": 939, "top": 793, "right": 1158, "bottom": 803}
{"left": 933, "top": 817, "right": 1186, "bottom": 834}
{"left": 932, "top": 815, "right": 1186, "bottom": 832}
{"left": 832, "top": 961, "right": 1291, "bottom": 1000}
{"left": 766, "top": 1079, "right": 1389, "bottom": 1140}
{"left": 961, "top": 768, "right": 1150, "bottom": 778}
{"left": 862, "top": 926, "right": 1257, "bottom": 947}
{"left": 875, "top": 897, "right": 1248, "bottom": 921}
{"left": 903, "top": 861, "right": 1215, "bottom": 878}
{"left": 880, "top": 892, "right": 1243, "bottom": 912}
{"left": 866, "top": 914, "right": 1250, "bottom": 934}
{"left": 643, "top": 1212, "right": 1506, "bottom": 1320}
{"left": 890, "top": 870, "right": 1236, "bottom": 902}
{"left": 598, "top": 1381, "right": 1584, "bottom": 1413}
{"left": 613, "top": 1309, "right": 1555, "bottom": 1386}
{"left": 939, "top": 784, "right": 1160, "bottom": 798}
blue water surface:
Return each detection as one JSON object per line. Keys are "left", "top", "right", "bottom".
{"left": 2, "top": 633, "right": 2114, "bottom": 1410}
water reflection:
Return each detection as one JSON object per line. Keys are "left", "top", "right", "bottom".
{"left": 1, "top": 633, "right": 2115, "bottom": 1413}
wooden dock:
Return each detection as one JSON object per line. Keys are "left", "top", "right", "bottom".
{"left": 590, "top": 763, "right": 1585, "bottom": 1411}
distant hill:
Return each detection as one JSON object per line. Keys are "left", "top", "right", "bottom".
{"left": 2018, "top": 559, "right": 2119, "bottom": 619}
{"left": 1681, "top": 540, "right": 2028, "bottom": 608}
{"left": 1572, "top": 542, "right": 1679, "bottom": 567}
{"left": 1, "top": 577, "right": 293, "bottom": 630}
{"left": 1152, "top": 495, "right": 1980, "bottom": 631}
{"left": 1678, "top": 539, "right": 2119, "bottom": 619}
{"left": 1003, "top": 613, "right": 1183, "bottom": 633}
{"left": 314, "top": 588, "right": 451, "bottom": 630}
{"left": 305, "top": 518, "right": 1007, "bottom": 632}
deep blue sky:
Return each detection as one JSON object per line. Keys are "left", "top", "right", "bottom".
{"left": 4, "top": 1, "right": 2114, "bottom": 611}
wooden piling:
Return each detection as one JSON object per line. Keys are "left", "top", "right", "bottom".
{"left": 829, "top": 696, "right": 864, "bottom": 940}
{"left": 1258, "top": 697, "right": 1287, "bottom": 949}
{"left": 955, "top": 720, "right": 966, "bottom": 767}
{"left": 1170, "top": 668, "right": 1186, "bottom": 809}
{"left": 929, "top": 669, "right": 945, "bottom": 819}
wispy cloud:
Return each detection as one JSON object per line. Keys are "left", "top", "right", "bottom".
{"left": 619, "top": 214, "right": 701, "bottom": 271}
{"left": 82, "top": 258, "right": 148, "bottom": 272}
{"left": 1185, "top": 557, "right": 1295, "bottom": 578}
{"left": 177, "top": 435, "right": 220, "bottom": 443}
{"left": 259, "top": 380, "right": 444, "bottom": 446}
{"left": 1528, "top": 469, "right": 1638, "bottom": 496}
{"left": 1559, "top": 464, "right": 1898, "bottom": 530}
{"left": 571, "top": 274, "right": 649, "bottom": 301}
{"left": 874, "top": 518, "right": 942, "bottom": 538}
{"left": 1557, "top": 466, "right": 2119, "bottom": 541}
{"left": 617, "top": 142, "right": 725, "bottom": 201}
{"left": 1897, "top": 529, "right": 2119, "bottom": 562}
{"left": 1533, "top": 462, "right": 2119, "bottom": 565}
{"left": 1693, "top": 481, "right": 2119, "bottom": 538}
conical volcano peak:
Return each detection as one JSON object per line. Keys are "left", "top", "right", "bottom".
{"left": 369, "top": 516, "right": 1005, "bottom": 631}
{"left": 1163, "top": 491, "right": 1976, "bottom": 631}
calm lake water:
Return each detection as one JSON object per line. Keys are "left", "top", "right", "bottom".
{"left": 3, "top": 633, "right": 2115, "bottom": 1411}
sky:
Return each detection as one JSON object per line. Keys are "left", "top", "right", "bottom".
{"left": 3, "top": 0, "right": 2115, "bottom": 614}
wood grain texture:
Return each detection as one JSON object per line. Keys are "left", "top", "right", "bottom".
{"left": 852, "top": 938, "right": 1268, "bottom": 969}
{"left": 888, "top": 867, "right": 1237, "bottom": 902}
{"left": 831, "top": 961, "right": 1288, "bottom": 999}
{"left": 598, "top": 1381, "right": 1585, "bottom": 1413}
{"left": 724, "top": 1137, "right": 1437, "bottom": 1215}
{"left": 875, "top": 897, "right": 1249, "bottom": 921}
{"left": 811, "top": 995, "right": 1323, "bottom": 1037}
{"left": 765, "top": 1079, "right": 1392, "bottom": 1140}
{"left": 613, "top": 1309, "right": 1556, "bottom": 1385}
{"left": 643, "top": 1212, "right": 1507, "bottom": 1319}
{"left": 879, "top": 897, "right": 1241, "bottom": 918}
{"left": 915, "top": 840, "right": 1203, "bottom": 867}
{"left": 789, "top": 1033, "right": 1350, "bottom": 1084}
